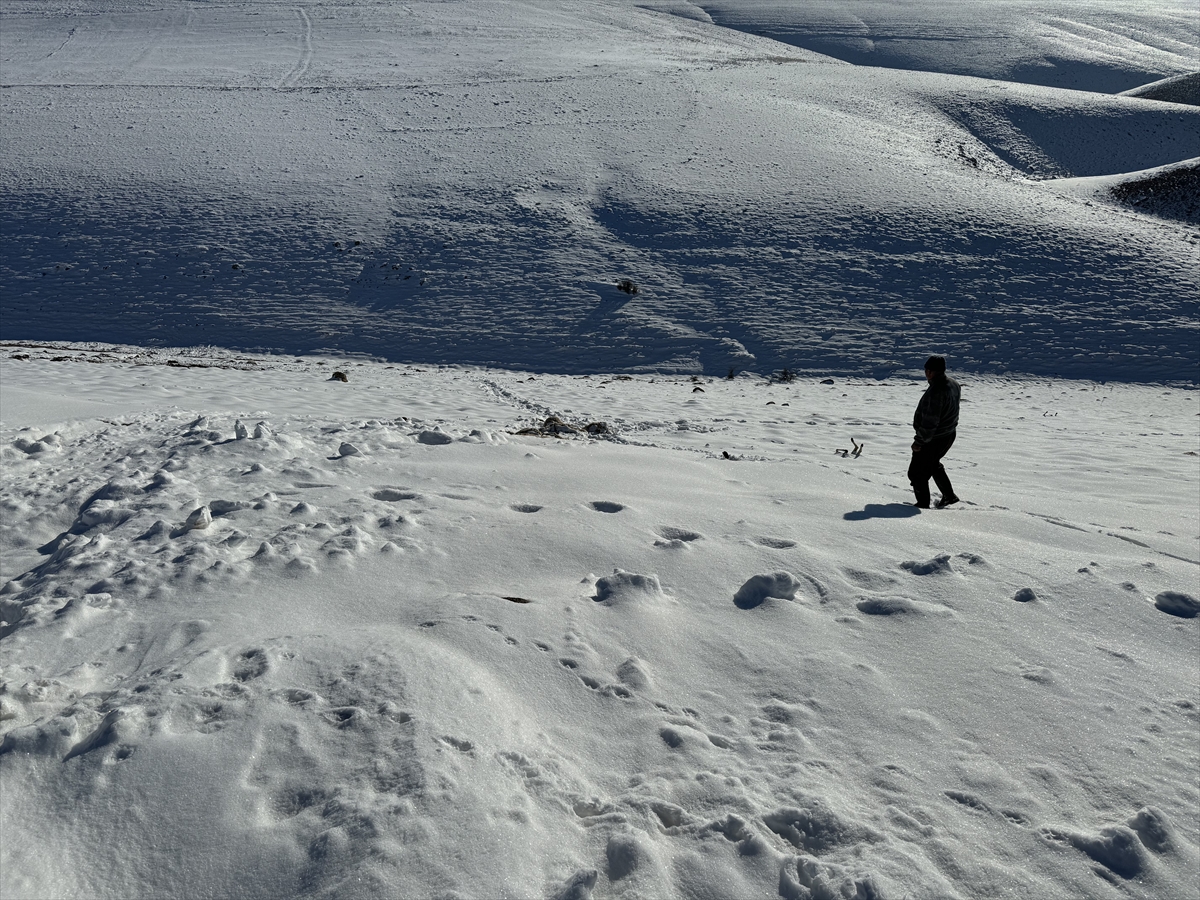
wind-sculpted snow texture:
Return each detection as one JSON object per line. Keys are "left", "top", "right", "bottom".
{"left": 2, "top": 1, "right": 1200, "bottom": 896}
{"left": 2, "top": 0, "right": 1198, "bottom": 381}
{"left": 2, "top": 347, "right": 1199, "bottom": 899}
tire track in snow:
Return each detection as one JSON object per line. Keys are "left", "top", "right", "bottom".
{"left": 280, "top": 7, "right": 313, "bottom": 90}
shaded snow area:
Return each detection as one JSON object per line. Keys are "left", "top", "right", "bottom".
{"left": 702, "top": 0, "right": 1200, "bottom": 93}
{"left": 1109, "top": 161, "right": 1200, "bottom": 226}
{"left": 2, "top": 347, "right": 1198, "bottom": 899}
{"left": 2, "top": 0, "right": 1198, "bottom": 381}
{"left": 1, "top": 0, "right": 1199, "bottom": 898}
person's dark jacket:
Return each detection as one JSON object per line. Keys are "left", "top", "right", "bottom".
{"left": 913, "top": 375, "right": 960, "bottom": 444}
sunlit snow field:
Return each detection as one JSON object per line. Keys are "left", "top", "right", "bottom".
{"left": 1, "top": 1, "right": 1198, "bottom": 899}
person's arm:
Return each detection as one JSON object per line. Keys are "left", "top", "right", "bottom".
{"left": 913, "top": 388, "right": 945, "bottom": 447}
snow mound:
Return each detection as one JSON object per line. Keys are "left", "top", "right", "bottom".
{"left": 417, "top": 430, "right": 455, "bottom": 446}
{"left": 1121, "top": 72, "right": 1200, "bottom": 107}
{"left": 931, "top": 90, "right": 1200, "bottom": 178}
{"left": 593, "top": 569, "right": 665, "bottom": 606}
{"left": 854, "top": 596, "right": 949, "bottom": 617}
{"left": 1153, "top": 590, "right": 1199, "bottom": 619}
{"left": 733, "top": 571, "right": 802, "bottom": 609}
{"left": 1110, "top": 160, "right": 1200, "bottom": 225}
{"left": 900, "top": 554, "right": 953, "bottom": 576}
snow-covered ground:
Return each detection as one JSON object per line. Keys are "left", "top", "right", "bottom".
{"left": 1, "top": 345, "right": 1198, "bottom": 899}
{"left": 1, "top": 1, "right": 1198, "bottom": 898}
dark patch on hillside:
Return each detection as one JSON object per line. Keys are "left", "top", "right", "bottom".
{"left": 1111, "top": 163, "right": 1200, "bottom": 225}
{"left": 1121, "top": 72, "right": 1200, "bottom": 107}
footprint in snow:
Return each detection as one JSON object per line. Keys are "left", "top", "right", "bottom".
{"left": 764, "top": 803, "right": 879, "bottom": 853}
{"left": 232, "top": 647, "right": 269, "bottom": 682}
{"left": 654, "top": 525, "right": 702, "bottom": 549}
{"left": 779, "top": 855, "right": 884, "bottom": 900}
{"left": 1038, "top": 823, "right": 1149, "bottom": 880}
{"left": 590, "top": 501, "right": 624, "bottom": 513}
{"left": 754, "top": 536, "right": 796, "bottom": 549}
{"left": 901, "top": 554, "right": 953, "bottom": 575}
{"left": 1019, "top": 665, "right": 1054, "bottom": 684}
{"left": 372, "top": 488, "right": 420, "bottom": 502}
{"left": 511, "top": 503, "right": 542, "bottom": 513}
{"left": 593, "top": 569, "right": 664, "bottom": 606}
{"left": 1001, "top": 809, "right": 1033, "bottom": 826}
{"left": 615, "top": 657, "right": 652, "bottom": 691}
{"left": 438, "top": 735, "right": 474, "bottom": 753}
{"left": 855, "top": 596, "right": 951, "bottom": 617}
{"left": 560, "top": 657, "right": 635, "bottom": 699}
{"left": 660, "top": 726, "right": 685, "bottom": 748}
{"left": 842, "top": 567, "right": 898, "bottom": 590}
{"left": 606, "top": 833, "right": 651, "bottom": 881}
{"left": 551, "top": 870, "right": 597, "bottom": 900}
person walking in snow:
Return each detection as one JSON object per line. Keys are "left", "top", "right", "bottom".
{"left": 909, "top": 355, "right": 961, "bottom": 509}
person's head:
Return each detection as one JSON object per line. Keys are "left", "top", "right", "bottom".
{"left": 924, "top": 356, "right": 947, "bottom": 381}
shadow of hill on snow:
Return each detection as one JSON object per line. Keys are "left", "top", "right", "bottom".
{"left": 1121, "top": 72, "right": 1200, "bottom": 107}
{"left": 2, "top": 182, "right": 1197, "bottom": 382}
{"left": 1110, "top": 161, "right": 1200, "bottom": 226}
{"left": 701, "top": 0, "right": 1197, "bottom": 94}
{"left": 928, "top": 91, "right": 1200, "bottom": 180}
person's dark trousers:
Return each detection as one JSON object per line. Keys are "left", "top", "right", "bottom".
{"left": 908, "top": 432, "right": 956, "bottom": 507}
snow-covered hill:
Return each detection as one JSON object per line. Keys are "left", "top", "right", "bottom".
{"left": 2, "top": 0, "right": 1197, "bottom": 380}
{"left": 1, "top": 1, "right": 1198, "bottom": 898}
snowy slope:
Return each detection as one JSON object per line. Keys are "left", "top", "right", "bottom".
{"left": 702, "top": 0, "right": 1200, "bottom": 92}
{"left": 2, "top": 0, "right": 1198, "bottom": 381}
{"left": 1, "top": 345, "right": 1198, "bottom": 900}
{"left": 1, "top": 1, "right": 1199, "bottom": 898}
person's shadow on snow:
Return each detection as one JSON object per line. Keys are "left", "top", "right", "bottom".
{"left": 843, "top": 503, "right": 921, "bottom": 521}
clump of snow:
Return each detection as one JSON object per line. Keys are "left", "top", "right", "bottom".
{"left": 1154, "top": 590, "right": 1199, "bottom": 619}
{"left": 733, "top": 571, "right": 802, "bottom": 608}
{"left": 417, "top": 430, "right": 455, "bottom": 446}
{"left": 900, "top": 554, "right": 953, "bottom": 576}
{"left": 593, "top": 569, "right": 665, "bottom": 606}
{"left": 184, "top": 505, "right": 213, "bottom": 530}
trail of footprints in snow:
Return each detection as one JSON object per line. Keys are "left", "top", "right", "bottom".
{"left": 0, "top": 409, "right": 819, "bottom": 609}
{"left": 3, "top": 446, "right": 802, "bottom": 633}
{"left": 6, "top": 411, "right": 1197, "bottom": 895}
{"left": 423, "top": 611, "right": 899, "bottom": 893}
{"left": 430, "top": 580, "right": 1196, "bottom": 893}
{"left": 3, "top": 625, "right": 426, "bottom": 895}
{"left": 6, "top": 590, "right": 1192, "bottom": 896}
